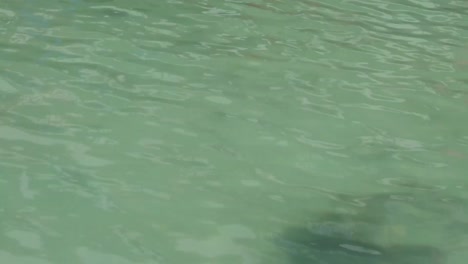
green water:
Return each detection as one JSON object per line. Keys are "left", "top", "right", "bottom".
{"left": 1, "top": 0, "right": 468, "bottom": 263}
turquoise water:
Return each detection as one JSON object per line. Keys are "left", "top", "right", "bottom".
{"left": 1, "top": 0, "right": 468, "bottom": 263}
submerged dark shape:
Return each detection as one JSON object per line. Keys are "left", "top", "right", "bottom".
{"left": 275, "top": 190, "right": 460, "bottom": 264}
{"left": 278, "top": 226, "right": 446, "bottom": 264}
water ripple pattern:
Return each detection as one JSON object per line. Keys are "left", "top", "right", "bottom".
{"left": 1, "top": 0, "right": 468, "bottom": 263}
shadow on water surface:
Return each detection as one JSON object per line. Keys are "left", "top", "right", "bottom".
{"left": 274, "top": 190, "right": 467, "bottom": 264}
{"left": 278, "top": 226, "right": 445, "bottom": 264}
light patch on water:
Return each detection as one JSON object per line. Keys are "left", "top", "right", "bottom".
{"left": 0, "top": 8, "right": 15, "bottom": 18}
{"left": 76, "top": 247, "right": 156, "bottom": 264}
{"left": 241, "top": 180, "right": 261, "bottom": 187}
{"left": 339, "top": 243, "right": 382, "bottom": 255}
{"left": 0, "top": 251, "right": 50, "bottom": 264}
{"left": 0, "top": 78, "right": 16, "bottom": 92}
{"left": 0, "top": 125, "right": 113, "bottom": 167}
{"left": 269, "top": 195, "right": 285, "bottom": 203}
{"left": 205, "top": 96, "right": 232, "bottom": 105}
{"left": 5, "top": 230, "right": 43, "bottom": 250}
{"left": 19, "top": 172, "right": 38, "bottom": 199}
{"left": 202, "top": 201, "right": 225, "bottom": 208}
{"left": 90, "top": 6, "right": 148, "bottom": 19}
{"left": 176, "top": 225, "right": 256, "bottom": 262}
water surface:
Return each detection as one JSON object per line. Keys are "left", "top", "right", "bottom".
{"left": 1, "top": 0, "right": 468, "bottom": 263}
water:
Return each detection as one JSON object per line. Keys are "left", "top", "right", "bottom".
{"left": 1, "top": 0, "right": 468, "bottom": 263}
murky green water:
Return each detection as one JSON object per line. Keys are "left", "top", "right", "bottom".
{"left": 1, "top": 0, "right": 468, "bottom": 263}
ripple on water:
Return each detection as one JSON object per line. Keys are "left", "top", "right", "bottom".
{"left": 205, "top": 95, "right": 232, "bottom": 105}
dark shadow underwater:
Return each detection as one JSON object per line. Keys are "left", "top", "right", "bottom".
{"left": 275, "top": 190, "right": 468, "bottom": 264}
